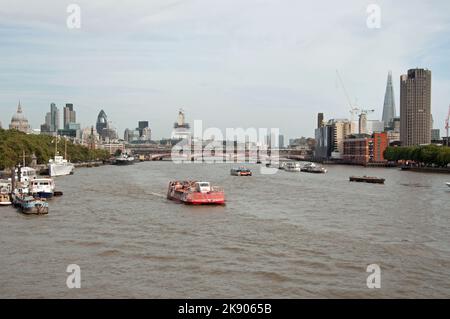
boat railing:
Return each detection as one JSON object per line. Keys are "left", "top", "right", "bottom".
{"left": 211, "top": 186, "right": 224, "bottom": 193}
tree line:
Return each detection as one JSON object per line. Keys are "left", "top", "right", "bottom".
{"left": 0, "top": 129, "right": 110, "bottom": 170}
{"left": 384, "top": 144, "right": 450, "bottom": 167}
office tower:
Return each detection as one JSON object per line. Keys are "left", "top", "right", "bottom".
{"left": 382, "top": 71, "right": 396, "bottom": 128}
{"left": 138, "top": 121, "right": 149, "bottom": 137}
{"left": 63, "top": 103, "right": 76, "bottom": 129}
{"left": 50, "top": 103, "right": 60, "bottom": 132}
{"left": 317, "top": 113, "right": 324, "bottom": 128}
{"left": 400, "top": 68, "right": 432, "bottom": 146}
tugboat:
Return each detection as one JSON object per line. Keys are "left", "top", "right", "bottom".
{"left": 12, "top": 193, "right": 49, "bottom": 215}
{"left": 167, "top": 181, "right": 225, "bottom": 205}
{"left": 301, "top": 162, "right": 327, "bottom": 173}
{"left": 349, "top": 176, "right": 385, "bottom": 184}
{"left": 230, "top": 167, "right": 252, "bottom": 176}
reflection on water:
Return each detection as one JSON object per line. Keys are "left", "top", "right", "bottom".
{"left": 0, "top": 162, "right": 449, "bottom": 298}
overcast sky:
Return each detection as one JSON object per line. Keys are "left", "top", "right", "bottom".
{"left": 0, "top": 0, "right": 449, "bottom": 140}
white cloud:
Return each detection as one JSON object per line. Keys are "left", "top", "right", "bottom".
{"left": 0, "top": 0, "right": 449, "bottom": 139}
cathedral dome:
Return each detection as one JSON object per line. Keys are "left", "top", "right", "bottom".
{"left": 10, "top": 102, "right": 31, "bottom": 133}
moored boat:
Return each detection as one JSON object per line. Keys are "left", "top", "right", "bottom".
{"left": 301, "top": 162, "right": 327, "bottom": 174}
{"left": 30, "top": 178, "right": 55, "bottom": 199}
{"left": 49, "top": 155, "right": 75, "bottom": 177}
{"left": 167, "top": 181, "right": 225, "bottom": 205}
{"left": 12, "top": 193, "right": 49, "bottom": 215}
{"left": 230, "top": 167, "right": 252, "bottom": 176}
{"left": 284, "top": 162, "right": 301, "bottom": 172}
{"left": 0, "top": 193, "right": 12, "bottom": 206}
{"left": 349, "top": 176, "right": 385, "bottom": 184}
{"left": 114, "top": 153, "right": 135, "bottom": 165}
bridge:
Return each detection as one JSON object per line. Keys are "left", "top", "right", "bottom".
{"left": 127, "top": 144, "right": 309, "bottom": 161}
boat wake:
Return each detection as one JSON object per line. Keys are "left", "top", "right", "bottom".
{"left": 147, "top": 192, "right": 166, "bottom": 198}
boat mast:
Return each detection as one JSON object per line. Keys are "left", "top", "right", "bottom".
{"left": 22, "top": 150, "right": 26, "bottom": 167}
{"left": 54, "top": 134, "right": 58, "bottom": 156}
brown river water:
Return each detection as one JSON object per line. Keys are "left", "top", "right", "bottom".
{"left": 0, "top": 162, "right": 449, "bottom": 298}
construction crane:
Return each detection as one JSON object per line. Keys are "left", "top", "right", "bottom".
{"left": 359, "top": 109, "right": 375, "bottom": 115}
{"left": 446, "top": 104, "right": 450, "bottom": 146}
{"left": 336, "top": 70, "right": 360, "bottom": 121}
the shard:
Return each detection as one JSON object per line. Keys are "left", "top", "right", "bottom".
{"left": 382, "top": 71, "right": 396, "bottom": 128}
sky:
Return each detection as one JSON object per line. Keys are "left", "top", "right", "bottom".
{"left": 0, "top": 0, "right": 449, "bottom": 141}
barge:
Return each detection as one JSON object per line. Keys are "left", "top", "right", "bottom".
{"left": 349, "top": 176, "right": 385, "bottom": 184}
{"left": 167, "top": 181, "right": 225, "bottom": 205}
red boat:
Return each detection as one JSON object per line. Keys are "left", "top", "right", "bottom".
{"left": 167, "top": 181, "right": 225, "bottom": 205}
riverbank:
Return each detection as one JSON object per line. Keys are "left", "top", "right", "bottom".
{"left": 401, "top": 166, "right": 450, "bottom": 174}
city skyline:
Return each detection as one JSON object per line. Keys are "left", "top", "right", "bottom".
{"left": 0, "top": 1, "right": 450, "bottom": 139}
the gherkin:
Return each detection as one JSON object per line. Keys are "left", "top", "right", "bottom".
{"left": 382, "top": 71, "right": 396, "bottom": 128}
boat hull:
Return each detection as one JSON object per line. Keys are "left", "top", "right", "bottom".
{"left": 32, "top": 192, "right": 54, "bottom": 199}
{"left": 12, "top": 195, "right": 49, "bottom": 215}
{"left": 349, "top": 176, "right": 385, "bottom": 184}
{"left": 49, "top": 163, "right": 74, "bottom": 177}
{"left": 167, "top": 191, "right": 225, "bottom": 205}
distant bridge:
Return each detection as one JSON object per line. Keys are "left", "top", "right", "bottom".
{"left": 127, "top": 144, "right": 309, "bottom": 162}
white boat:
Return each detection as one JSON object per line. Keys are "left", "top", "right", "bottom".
{"left": 301, "top": 162, "right": 327, "bottom": 173}
{"left": 30, "top": 178, "right": 55, "bottom": 199}
{"left": 0, "top": 180, "right": 12, "bottom": 206}
{"left": 114, "top": 153, "right": 135, "bottom": 165}
{"left": 446, "top": 182, "right": 450, "bottom": 188}
{"left": 284, "top": 162, "right": 301, "bottom": 172}
{"left": 14, "top": 166, "right": 37, "bottom": 186}
{"left": 49, "top": 155, "right": 75, "bottom": 177}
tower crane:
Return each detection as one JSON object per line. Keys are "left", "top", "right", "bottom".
{"left": 336, "top": 70, "right": 360, "bottom": 121}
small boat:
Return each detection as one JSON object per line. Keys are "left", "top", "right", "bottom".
{"left": 349, "top": 176, "right": 385, "bottom": 184}
{"left": 0, "top": 193, "right": 12, "bottom": 206}
{"left": 0, "top": 182, "right": 12, "bottom": 206}
{"left": 446, "top": 182, "right": 450, "bottom": 188}
{"left": 230, "top": 167, "right": 252, "bottom": 176}
{"left": 12, "top": 193, "right": 49, "bottom": 215}
{"left": 114, "top": 153, "right": 135, "bottom": 165}
{"left": 301, "top": 162, "right": 327, "bottom": 174}
{"left": 30, "top": 178, "right": 55, "bottom": 199}
{"left": 284, "top": 162, "right": 301, "bottom": 172}
{"left": 167, "top": 181, "right": 225, "bottom": 205}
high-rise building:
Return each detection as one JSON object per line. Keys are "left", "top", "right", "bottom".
{"left": 317, "top": 113, "right": 324, "bottom": 128}
{"left": 171, "top": 109, "right": 191, "bottom": 140}
{"left": 330, "top": 119, "right": 352, "bottom": 159}
{"left": 138, "top": 121, "right": 149, "bottom": 137}
{"left": 63, "top": 103, "right": 76, "bottom": 129}
{"left": 382, "top": 71, "right": 396, "bottom": 128}
{"left": 278, "top": 134, "right": 284, "bottom": 149}
{"left": 96, "top": 110, "right": 108, "bottom": 140}
{"left": 50, "top": 103, "right": 60, "bottom": 132}
{"left": 431, "top": 129, "right": 440, "bottom": 141}
{"left": 400, "top": 68, "right": 432, "bottom": 146}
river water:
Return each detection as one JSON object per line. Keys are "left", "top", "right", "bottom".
{"left": 0, "top": 162, "right": 449, "bottom": 298}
